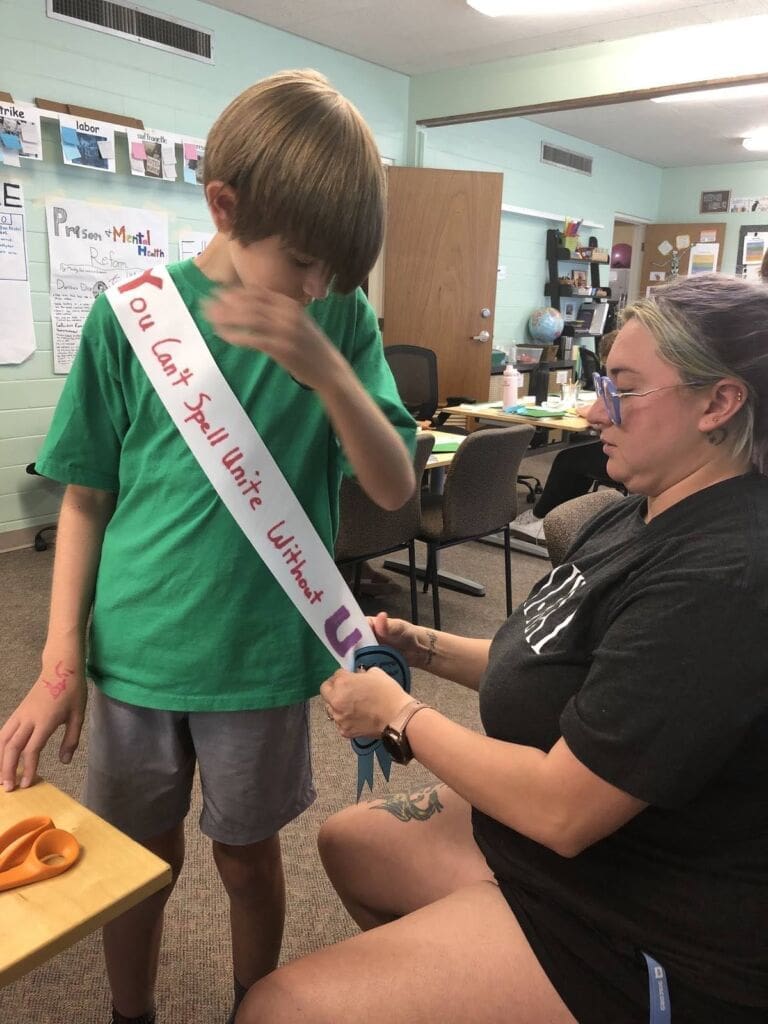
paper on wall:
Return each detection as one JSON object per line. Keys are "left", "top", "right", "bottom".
{"left": 687, "top": 242, "right": 719, "bottom": 276}
{"left": 699, "top": 229, "right": 717, "bottom": 243}
{"left": 126, "top": 128, "right": 178, "bottom": 181}
{"left": 178, "top": 231, "right": 213, "bottom": 261}
{"left": 0, "top": 179, "right": 36, "bottom": 364}
{"left": 59, "top": 113, "right": 117, "bottom": 173}
{"left": 0, "top": 100, "right": 42, "bottom": 162}
{"left": 657, "top": 240, "right": 673, "bottom": 256}
{"left": 675, "top": 235, "right": 690, "bottom": 250}
{"left": 179, "top": 136, "right": 206, "bottom": 185}
{"left": 45, "top": 198, "right": 168, "bottom": 373}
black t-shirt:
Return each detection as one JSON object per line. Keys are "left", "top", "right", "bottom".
{"left": 473, "top": 473, "right": 768, "bottom": 1006}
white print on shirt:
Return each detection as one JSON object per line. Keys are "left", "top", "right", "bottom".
{"left": 524, "top": 563, "right": 586, "bottom": 654}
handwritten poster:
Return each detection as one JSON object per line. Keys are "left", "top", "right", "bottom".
{"left": 180, "top": 136, "right": 205, "bottom": 185}
{"left": 126, "top": 127, "right": 178, "bottom": 181}
{"left": 0, "top": 100, "right": 42, "bottom": 166}
{"left": 0, "top": 179, "right": 35, "bottom": 364}
{"left": 59, "top": 113, "right": 116, "bottom": 173}
{"left": 178, "top": 231, "right": 213, "bottom": 260}
{"left": 45, "top": 198, "right": 168, "bottom": 373}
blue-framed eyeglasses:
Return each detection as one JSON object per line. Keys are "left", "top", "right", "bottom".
{"left": 592, "top": 373, "right": 706, "bottom": 426}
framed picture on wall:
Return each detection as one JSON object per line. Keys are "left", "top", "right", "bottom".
{"left": 700, "top": 189, "right": 730, "bottom": 214}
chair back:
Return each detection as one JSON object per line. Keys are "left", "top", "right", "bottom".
{"left": 384, "top": 345, "right": 439, "bottom": 422}
{"left": 579, "top": 347, "right": 600, "bottom": 387}
{"left": 334, "top": 433, "right": 435, "bottom": 561}
{"left": 438, "top": 426, "right": 534, "bottom": 540}
{"left": 543, "top": 489, "right": 623, "bottom": 567}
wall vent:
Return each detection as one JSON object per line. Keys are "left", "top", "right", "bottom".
{"left": 541, "top": 142, "right": 592, "bottom": 176}
{"left": 47, "top": 1, "right": 214, "bottom": 63}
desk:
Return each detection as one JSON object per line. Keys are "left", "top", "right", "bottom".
{"left": 0, "top": 779, "right": 171, "bottom": 987}
{"left": 442, "top": 404, "right": 591, "bottom": 435}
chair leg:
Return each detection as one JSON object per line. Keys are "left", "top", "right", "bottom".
{"left": 407, "top": 540, "right": 419, "bottom": 624}
{"left": 423, "top": 547, "right": 434, "bottom": 594}
{"left": 429, "top": 544, "right": 441, "bottom": 630}
{"left": 503, "top": 525, "right": 513, "bottom": 619}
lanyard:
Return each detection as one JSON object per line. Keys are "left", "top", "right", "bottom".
{"left": 106, "top": 267, "right": 406, "bottom": 795}
{"left": 642, "top": 952, "right": 671, "bottom": 1024}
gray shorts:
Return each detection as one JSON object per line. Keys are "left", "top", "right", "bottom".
{"left": 83, "top": 688, "right": 315, "bottom": 845}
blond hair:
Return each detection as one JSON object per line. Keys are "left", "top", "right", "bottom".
{"left": 620, "top": 274, "right": 768, "bottom": 471}
{"left": 204, "top": 69, "right": 385, "bottom": 293}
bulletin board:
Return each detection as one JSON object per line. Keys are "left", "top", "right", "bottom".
{"left": 639, "top": 222, "right": 726, "bottom": 297}
{"left": 735, "top": 223, "right": 768, "bottom": 281}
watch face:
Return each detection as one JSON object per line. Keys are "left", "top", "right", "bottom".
{"left": 381, "top": 726, "right": 412, "bottom": 765}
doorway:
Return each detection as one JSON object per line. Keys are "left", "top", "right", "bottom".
{"left": 611, "top": 216, "right": 647, "bottom": 307}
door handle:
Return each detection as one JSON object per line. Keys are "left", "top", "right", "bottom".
{"left": 471, "top": 330, "right": 491, "bottom": 342}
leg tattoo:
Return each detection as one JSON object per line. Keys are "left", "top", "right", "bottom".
{"left": 372, "top": 784, "right": 445, "bottom": 822}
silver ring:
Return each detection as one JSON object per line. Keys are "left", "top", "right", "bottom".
{"left": 324, "top": 703, "right": 334, "bottom": 722}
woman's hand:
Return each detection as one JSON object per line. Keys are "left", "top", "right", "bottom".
{"left": 369, "top": 612, "right": 433, "bottom": 669}
{"left": 203, "top": 285, "right": 342, "bottom": 391}
{"left": 0, "top": 660, "right": 87, "bottom": 791}
{"left": 320, "top": 667, "right": 414, "bottom": 739}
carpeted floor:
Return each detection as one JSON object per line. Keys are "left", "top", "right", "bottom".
{"left": 0, "top": 464, "right": 554, "bottom": 1024}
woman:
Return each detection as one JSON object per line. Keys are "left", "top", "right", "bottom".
{"left": 237, "top": 273, "right": 768, "bottom": 1023}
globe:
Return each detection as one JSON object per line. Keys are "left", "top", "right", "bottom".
{"left": 528, "top": 306, "right": 565, "bottom": 343}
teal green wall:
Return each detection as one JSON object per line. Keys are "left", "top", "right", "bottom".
{"left": 658, "top": 160, "right": 768, "bottom": 275}
{"left": 423, "top": 119, "right": 661, "bottom": 346}
{"left": 0, "top": 0, "right": 409, "bottom": 538}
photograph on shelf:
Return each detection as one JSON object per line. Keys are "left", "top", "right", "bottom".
{"left": 571, "top": 269, "right": 588, "bottom": 290}
{"left": 562, "top": 300, "right": 578, "bottom": 322}
{"left": 699, "top": 189, "right": 730, "bottom": 214}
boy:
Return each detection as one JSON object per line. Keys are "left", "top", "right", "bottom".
{"left": 0, "top": 69, "right": 416, "bottom": 1024}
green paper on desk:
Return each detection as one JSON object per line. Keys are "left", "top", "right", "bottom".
{"left": 514, "top": 406, "right": 568, "bottom": 419}
{"left": 432, "top": 439, "right": 463, "bottom": 452}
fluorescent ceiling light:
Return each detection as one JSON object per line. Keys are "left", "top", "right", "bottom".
{"left": 743, "top": 132, "right": 768, "bottom": 152}
{"left": 652, "top": 83, "right": 768, "bottom": 103}
{"left": 467, "top": 0, "right": 623, "bottom": 14}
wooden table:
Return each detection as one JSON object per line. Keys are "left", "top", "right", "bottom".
{"left": 441, "top": 403, "right": 592, "bottom": 435}
{"left": 0, "top": 779, "right": 172, "bottom": 987}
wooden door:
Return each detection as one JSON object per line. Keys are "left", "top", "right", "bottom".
{"left": 381, "top": 167, "right": 503, "bottom": 404}
{"left": 640, "top": 222, "right": 726, "bottom": 297}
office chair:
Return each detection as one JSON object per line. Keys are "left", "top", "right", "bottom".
{"left": 383, "top": 344, "right": 468, "bottom": 434}
{"left": 334, "top": 433, "right": 435, "bottom": 623}
{"left": 579, "top": 347, "right": 600, "bottom": 387}
{"left": 543, "top": 490, "right": 623, "bottom": 568}
{"left": 384, "top": 345, "right": 440, "bottom": 423}
{"left": 418, "top": 425, "right": 534, "bottom": 629}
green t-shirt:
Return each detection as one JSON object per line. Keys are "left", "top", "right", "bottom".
{"left": 37, "top": 259, "right": 416, "bottom": 711}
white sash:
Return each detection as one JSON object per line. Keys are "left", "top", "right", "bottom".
{"left": 106, "top": 266, "right": 376, "bottom": 668}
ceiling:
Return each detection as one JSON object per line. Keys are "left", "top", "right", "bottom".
{"left": 204, "top": 0, "right": 768, "bottom": 75}
{"left": 203, "top": 0, "right": 768, "bottom": 167}
{"left": 527, "top": 85, "right": 768, "bottom": 167}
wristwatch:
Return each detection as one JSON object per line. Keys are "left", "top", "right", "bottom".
{"left": 380, "top": 700, "right": 431, "bottom": 765}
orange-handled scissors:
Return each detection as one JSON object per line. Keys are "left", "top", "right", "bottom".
{"left": 0, "top": 815, "right": 80, "bottom": 892}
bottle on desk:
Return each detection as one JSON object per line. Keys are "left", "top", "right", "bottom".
{"left": 502, "top": 360, "right": 520, "bottom": 410}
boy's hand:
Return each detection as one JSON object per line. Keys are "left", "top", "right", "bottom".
{"left": 204, "top": 285, "right": 343, "bottom": 391}
{"left": 0, "top": 660, "right": 87, "bottom": 791}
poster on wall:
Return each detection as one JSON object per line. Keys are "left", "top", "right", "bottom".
{"left": 45, "top": 198, "right": 168, "bottom": 373}
{"left": 687, "top": 242, "right": 719, "bottom": 276}
{"left": 126, "top": 127, "right": 178, "bottom": 180}
{"left": 178, "top": 231, "right": 213, "bottom": 260}
{"left": 0, "top": 100, "right": 42, "bottom": 166}
{"left": 59, "top": 113, "right": 116, "bottom": 173}
{"left": 699, "top": 189, "right": 730, "bottom": 214}
{"left": 179, "top": 136, "right": 205, "bottom": 185}
{"left": 0, "top": 179, "right": 36, "bottom": 364}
